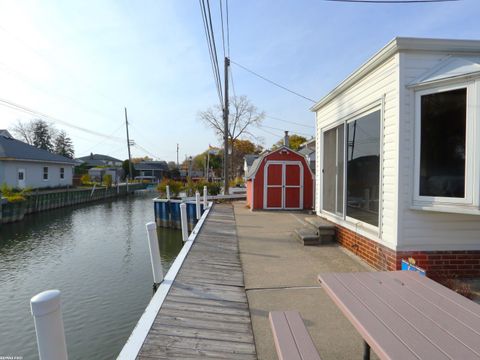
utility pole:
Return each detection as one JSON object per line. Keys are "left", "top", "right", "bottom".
{"left": 223, "top": 57, "right": 230, "bottom": 195}
{"left": 176, "top": 143, "right": 179, "bottom": 168}
{"left": 125, "top": 107, "right": 133, "bottom": 180}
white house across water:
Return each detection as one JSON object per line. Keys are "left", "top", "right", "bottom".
{"left": 312, "top": 37, "right": 480, "bottom": 278}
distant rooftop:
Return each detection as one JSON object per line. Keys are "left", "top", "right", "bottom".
{"left": 0, "top": 134, "right": 76, "bottom": 164}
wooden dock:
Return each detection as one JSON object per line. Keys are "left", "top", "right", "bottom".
{"left": 137, "top": 204, "right": 257, "bottom": 359}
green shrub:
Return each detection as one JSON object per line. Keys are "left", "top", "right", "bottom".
{"left": 207, "top": 182, "right": 222, "bottom": 196}
{"left": 103, "top": 174, "right": 112, "bottom": 188}
{"left": 80, "top": 174, "right": 91, "bottom": 186}
{"left": 0, "top": 183, "right": 27, "bottom": 203}
{"left": 157, "top": 178, "right": 183, "bottom": 198}
{"left": 229, "top": 177, "right": 245, "bottom": 188}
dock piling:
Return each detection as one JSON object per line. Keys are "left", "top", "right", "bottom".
{"left": 146, "top": 222, "right": 163, "bottom": 288}
{"left": 180, "top": 203, "right": 188, "bottom": 241}
{"left": 195, "top": 192, "right": 201, "bottom": 220}
{"left": 203, "top": 186, "right": 208, "bottom": 208}
{"left": 30, "top": 290, "right": 68, "bottom": 360}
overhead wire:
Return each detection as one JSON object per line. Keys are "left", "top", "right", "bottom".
{"left": 0, "top": 97, "right": 125, "bottom": 141}
{"left": 199, "top": 0, "right": 224, "bottom": 107}
{"left": 230, "top": 60, "right": 316, "bottom": 103}
{"left": 324, "top": 0, "right": 459, "bottom": 3}
{"left": 265, "top": 115, "right": 314, "bottom": 129}
{"left": 259, "top": 124, "right": 313, "bottom": 138}
{"left": 225, "top": 0, "right": 231, "bottom": 57}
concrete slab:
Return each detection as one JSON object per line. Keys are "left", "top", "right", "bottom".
{"left": 233, "top": 202, "right": 377, "bottom": 360}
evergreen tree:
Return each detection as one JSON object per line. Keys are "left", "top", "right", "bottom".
{"left": 54, "top": 130, "right": 75, "bottom": 158}
{"left": 32, "top": 120, "right": 54, "bottom": 151}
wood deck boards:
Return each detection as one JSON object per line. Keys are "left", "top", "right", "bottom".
{"left": 137, "top": 204, "right": 257, "bottom": 359}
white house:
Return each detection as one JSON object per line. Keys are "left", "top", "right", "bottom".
{"left": 312, "top": 37, "right": 480, "bottom": 278}
{"left": 0, "top": 131, "right": 76, "bottom": 189}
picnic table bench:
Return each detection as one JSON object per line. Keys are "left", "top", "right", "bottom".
{"left": 269, "top": 311, "right": 322, "bottom": 360}
{"left": 318, "top": 270, "right": 480, "bottom": 360}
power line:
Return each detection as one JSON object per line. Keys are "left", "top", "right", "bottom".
{"left": 0, "top": 60, "right": 122, "bottom": 125}
{"left": 230, "top": 60, "right": 316, "bottom": 103}
{"left": 0, "top": 24, "right": 121, "bottom": 108}
{"left": 81, "top": 123, "right": 125, "bottom": 154}
{"left": 199, "top": 0, "right": 224, "bottom": 107}
{"left": 225, "top": 0, "right": 231, "bottom": 57}
{"left": 256, "top": 126, "right": 284, "bottom": 138}
{"left": 219, "top": 0, "right": 226, "bottom": 58}
{"left": 0, "top": 97, "right": 125, "bottom": 141}
{"left": 324, "top": 0, "right": 459, "bottom": 3}
{"left": 258, "top": 124, "right": 313, "bottom": 137}
{"left": 265, "top": 115, "right": 314, "bottom": 129}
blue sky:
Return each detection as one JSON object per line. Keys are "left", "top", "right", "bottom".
{"left": 0, "top": 0, "right": 478, "bottom": 162}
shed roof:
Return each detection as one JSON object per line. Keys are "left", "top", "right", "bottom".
{"left": 246, "top": 146, "right": 312, "bottom": 179}
{"left": 76, "top": 153, "right": 122, "bottom": 163}
{"left": 244, "top": 154, "right": 260, "bottom": 167}
{"left": 0, "top": 135, "right": 76, "bottom": 164}
{"left": 134, "top": 161, "right": 168, "bottom": 171}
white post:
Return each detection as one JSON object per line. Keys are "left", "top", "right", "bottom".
{"left": 146, "top": 222, "right": 163, "bottom": 285}
{"left": 166, "top": 185, "right": 170, "bottom": 200}
{"left": 203, "top": 186, "right": 208, "bottom": 208}
{"left": 180, "top": 202, "right": 188, "bottom": 242}
{"left": 195, "top": 192, "right": 201, "bottom": 220}
{"left": 30, "top": 290, "right": 68, "bottom": 360}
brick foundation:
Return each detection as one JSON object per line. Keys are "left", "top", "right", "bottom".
{"left": 335, "top": 225, "right": 480, "bottom": 279}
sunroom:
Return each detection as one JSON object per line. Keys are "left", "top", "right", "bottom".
{"left": 312, "top": 37, "right": 480, "bottom": 278}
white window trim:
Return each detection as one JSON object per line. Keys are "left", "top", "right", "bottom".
{"left": 43, "top": 166, "right": 49, "bottom": 181}
{"left": 413, "top": 81, "right": 478, "bottom": 210}
{"left": 320, "top": 100, "right": 384, "bottom": 236}
{"left": 60, "top": 167, "right": 65, "bottom": 180}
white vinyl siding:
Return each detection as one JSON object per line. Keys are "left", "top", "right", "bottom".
{"left": 398, "top": 51, "right": 480, "bottom": 251}
{"left": 316, "top": 54, "right": 399, "bottom": 250}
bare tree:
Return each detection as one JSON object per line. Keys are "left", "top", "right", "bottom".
{"left": 198, "top": 95, "right": 265, "bottom": 177}
{"left": 11, "top": 120, "right": 34, "bottom": 144}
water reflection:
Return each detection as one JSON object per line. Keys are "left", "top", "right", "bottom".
{"left": 0, "top": 193, "right": 182, "bottom": 360}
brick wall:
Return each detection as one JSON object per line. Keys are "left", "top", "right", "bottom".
{"left": 335, "top": 224, "right": 480, "bottom": 279}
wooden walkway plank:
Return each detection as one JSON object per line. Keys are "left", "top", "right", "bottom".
{"left": 137, "top": 204, "right": 257, "bottom": 359}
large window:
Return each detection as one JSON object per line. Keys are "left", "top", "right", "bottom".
{"left": 346, "top": 111, "right": 381, "bottom": 226}
{"left": 322, "top": 109, "right": 381, "bottom": 227}
{"left": 323, "top": 125, "right": 344, "bottom": 215}
{"left": 419, "top": 88, "right": 466, "bottom": 198}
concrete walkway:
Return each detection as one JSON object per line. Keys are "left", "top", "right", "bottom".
{"left": 234, "top": 202, "right": 379, "bottom": 360}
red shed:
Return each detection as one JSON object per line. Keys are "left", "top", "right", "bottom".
{"left": 246, "top": 146, "right": 314, "bottom": 210}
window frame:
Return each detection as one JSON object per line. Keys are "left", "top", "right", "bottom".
{"left": 43, "top": 166, "right": 49, "bottom": 181}
{"left": 60, "top": 167, "right": 65, "bottom": 180}
{"left": 413, "top": 82, "right": 476, "bottom": 208}
{"left": 320, "top": 100, "right": 384, "bottom": 234}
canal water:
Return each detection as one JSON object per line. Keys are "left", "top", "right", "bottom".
{"left": 0, "top": 192, "right": 183, "bottom": 359}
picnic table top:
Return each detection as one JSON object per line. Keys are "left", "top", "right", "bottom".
{"left": 318, "top": 271, "right": 480, "bottom": 360}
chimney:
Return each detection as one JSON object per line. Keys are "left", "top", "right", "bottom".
{"left": 284, "top": 131, "right": 290, "bottom": 148}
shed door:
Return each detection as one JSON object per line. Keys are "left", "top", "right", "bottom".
{"left": 264, "top": 161, "right": 303, "bottom": 209}
{"left": 265, "top": 163, "right": 283, "bottom": 208}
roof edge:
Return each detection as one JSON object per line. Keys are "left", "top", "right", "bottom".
{"left": 310, "top": 37, "right": 480, "bottom": 112}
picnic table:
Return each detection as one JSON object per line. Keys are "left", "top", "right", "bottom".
{"left": 318, "top": 271, "right": 480, "bottom": 360}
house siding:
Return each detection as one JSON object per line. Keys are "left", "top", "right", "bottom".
{"left": 398, "top": 51, "right": 480, "bottom": 251}
{"left": 1, "top": 161, "right": 73, "bottom": 188}
{"left": 315, "top": 54, "right": 400, "bottom": 250}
